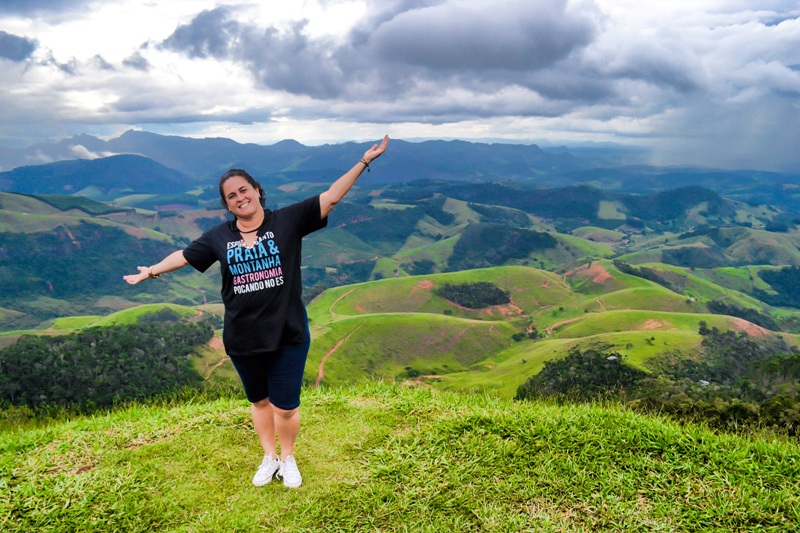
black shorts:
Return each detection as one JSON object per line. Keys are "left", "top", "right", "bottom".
{"left": 228, "top": 326, "right": 310, "bottom": 410}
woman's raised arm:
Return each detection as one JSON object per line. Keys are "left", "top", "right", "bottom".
{"left": 319, "top": 135, "right": 389, "bottom": 218}
{"left": 123, "top": 250, "right": 189, "bottom": 285}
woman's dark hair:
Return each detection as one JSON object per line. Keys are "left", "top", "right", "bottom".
{"left": 218, "top": 169, "right": 266, "bottom": 210}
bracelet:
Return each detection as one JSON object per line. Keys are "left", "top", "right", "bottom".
{"left": 148, "top": 267, "right": 160, "bottom": 279}
{"left": 360, "top": 158, "right": 371, "bottom": 172}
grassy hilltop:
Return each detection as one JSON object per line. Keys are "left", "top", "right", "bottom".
{"left": 2, "top": 383, "right": 798, "bottom": 532}
{"left": 303, "top": 263, "right": 799, "bottom": 399}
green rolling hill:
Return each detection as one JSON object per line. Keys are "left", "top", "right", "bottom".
{"left": 299, "top": 263, "right": 800, "bottom": 400}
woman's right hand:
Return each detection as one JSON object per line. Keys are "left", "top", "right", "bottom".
{"left": 123, "top": 266, "right": 151, "bottom": 285}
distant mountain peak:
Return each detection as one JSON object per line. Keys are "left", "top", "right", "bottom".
{"left": 269, "top": 139, "right": 306, "bottom": 152}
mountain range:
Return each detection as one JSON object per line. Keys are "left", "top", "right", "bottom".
{"left": 2, "top": 131, "right": 799, "bottom": 210}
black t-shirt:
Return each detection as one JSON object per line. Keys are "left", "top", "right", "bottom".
{"left": 183, "top": 195, "right": 327, "bottom": 356}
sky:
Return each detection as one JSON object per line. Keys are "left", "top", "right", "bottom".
{"left": 0, "top": 0, "right": 799, "bottom": 172}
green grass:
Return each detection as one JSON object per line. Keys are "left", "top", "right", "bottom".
{"left": 54, "top": 304, "right": 199, "bottom": 329}
{"left": 307, "top": 314, "right": 517, "bottom": 385}
{"left": 47, "top": 315, "right": 103, "bottom": 330}
{"left": 2, "top": 382, "right": 798, "bottom": 532}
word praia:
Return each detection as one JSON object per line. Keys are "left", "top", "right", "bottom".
{"left": 226, "top": 236, "right": 282, "bottom": 276}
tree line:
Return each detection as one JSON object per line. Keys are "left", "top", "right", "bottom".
{"left": 516, "top": 326, "right": 800, "bottom": 436}
{"left": 0, "top": 320, "right": 213, "bottom": 410}
{"left": 434, "top": 281, "right": 510, "bottom": 309}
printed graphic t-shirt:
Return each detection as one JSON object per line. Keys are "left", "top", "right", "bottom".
{"left": 183, "top": 195, "right": 327, "bottom": 356}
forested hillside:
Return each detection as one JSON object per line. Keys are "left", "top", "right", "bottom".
{"left": 0, "top": 315, "right": 213, "bottom": 409}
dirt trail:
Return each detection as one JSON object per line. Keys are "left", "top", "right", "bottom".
{"left": 314, "top": 321, "right": 366, "bottom": 387}
{"left": 546, "top": 316, "right": 583, "bottom": 335}
{"left": 204, "top": 356, "right": 230, "bottom": 380}
{"left": 204, "top": 337, "right": 229, "bottom": 380}
{"left": 329, "top": 288, "right": 357, "bottom": 318}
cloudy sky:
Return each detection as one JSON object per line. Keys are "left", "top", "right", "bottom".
{"left": 0, "top": 0, "right": 799, "bottom": 171}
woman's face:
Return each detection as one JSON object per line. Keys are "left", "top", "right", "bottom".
{"left": 222, "top": 175, "right": 262, "bottom": 219}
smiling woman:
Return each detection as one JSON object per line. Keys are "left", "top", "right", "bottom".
{"left": 123, "top": 135, "right": 389, "bottom": 489}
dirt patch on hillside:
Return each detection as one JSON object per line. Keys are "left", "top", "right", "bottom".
{"left": 586, "top": 263, "right": 613, "bottom": 284}
{"left": 638, "top": 319, "right": 669, "bottom": 330}
{"left": 208, "top": 337, "right": 224, "bottom": 350}
{"left": 414, "top": 279, "right": 435, "bottom": 292}
{"left": 732, "top": 318, "right": 770, "bottom": 338}
{"left": 123, "top": 227, "right": 149, "bottom": 239}
{"left": 565, "top": 262, "right": 613, "bottom": 285}
{"left": 486, "top": 300, "right": 526, "bottom": 318}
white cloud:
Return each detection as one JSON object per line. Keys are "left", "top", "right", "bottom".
{"left": 0, "top": 0, "right": 798, "bottom": 171}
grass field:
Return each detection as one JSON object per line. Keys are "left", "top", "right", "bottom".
{"left": 2, "top": 382, "right": 798, "bottom": 532}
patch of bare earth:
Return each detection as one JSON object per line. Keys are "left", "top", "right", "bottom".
{"left": 732, "top": 318, "right": 770, "bottom": 338}
{"left": 486, "top": 297, "right": 526, "bottom": 318}
{"left": 565, "top": 262, "right": 613, "bottom": 284}
{"left": 638, "top": 319, "right": 670, "bottom": 331}
{"left": 121, "top": 227, "right": 143, "bottom": 239}
{"left": 413, "top": 279, "right": 434, "bottom": 292}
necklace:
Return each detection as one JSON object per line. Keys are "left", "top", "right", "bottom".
{"left": 237, "top": 219, "right": 261, "bottom": 234}
{"left": 236, "top": 211, "right": 264, "bottom": 235}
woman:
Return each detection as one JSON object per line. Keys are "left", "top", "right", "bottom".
{"left": 124, "top": 135, "right": 389, "bottom": 488}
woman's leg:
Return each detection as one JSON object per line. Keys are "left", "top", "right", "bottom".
{"left": 268, "top": 319, "right": 310, "bottom": 459}
{"left": 251, "top": 397, "right": 278, "bottom": 459}
{"left": 251, "top": 399, "right": 300, "bottom": 459}
{"left": 273, "top": 405, "right": 300, "bottom": 459}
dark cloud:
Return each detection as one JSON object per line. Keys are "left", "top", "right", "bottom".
{"left": 367, "top": 0, "right": 596, "bottom": 72}
{"left": 160, "top": 7, "right": 242, "bottom": 59}
{"left": 122, "top": 52, "right": 150, "bottom": 71}
{"left": 160, "top": 0, "right": 599, "bottom": 103}
{"left": 601, "top": 43, "right": 704, "bottom": 94}
{"left": 161, "top": 7, "right": 345, "bottom": 99}
{"left": 0, "top": 31, "right": 37, "bottom": 62}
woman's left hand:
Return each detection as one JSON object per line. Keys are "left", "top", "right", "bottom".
{"left": 362, "top": 135, "right": 390, "bottom": 164}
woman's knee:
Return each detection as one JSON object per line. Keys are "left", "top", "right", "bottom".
{"left": 252, "top": 397, "right": 272, "bottom": 410}
{"left": 273, "top": 406, "right": 299, "bottom": 420}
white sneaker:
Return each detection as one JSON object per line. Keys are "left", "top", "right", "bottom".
{"left": 277, "top": 455, "right": 302, "bottom": 488}
{"left": 252, "top": 455, "right": 281, "bottom": 487}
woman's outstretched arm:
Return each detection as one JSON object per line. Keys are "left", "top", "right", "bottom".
{"left": 319, "top": 135, "right": 389, "bottom": 218}
{"left": 123, "top": 250, "right": 189, "bottom": 285}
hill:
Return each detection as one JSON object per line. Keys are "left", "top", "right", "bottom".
{"left": 0, "top": 192, "right": 222, "bottom": 330}
{"left": 2, "top": 383, "right": 797, "bottom": 531}
{"left": 0, "top": 155, "right": 193, "bottom": 198}
{"left": 302, "top": 263, "right": 800, "bottom": 400}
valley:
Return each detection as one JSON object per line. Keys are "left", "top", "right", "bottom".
{"left": 2, "top": 134, "right": 800, "bottom": 428}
